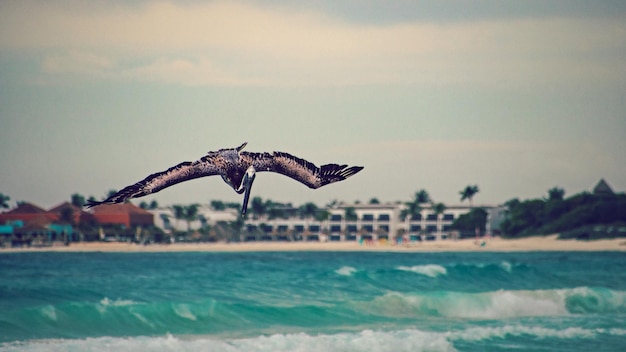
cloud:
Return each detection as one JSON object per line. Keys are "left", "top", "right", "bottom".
{"left": 41, "top": 51, "right": 114, "bottom": 75}
{"left": 2, "top": 1, "right": 625, "bottom": 86}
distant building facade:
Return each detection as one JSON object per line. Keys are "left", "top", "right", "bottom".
{"left": 150, "top": 206, "right": 238, "bottom": 232}
{"left": 90, "top": 203, "right": 154, "bottom": 228}
{"left": 239, "top": 203, "right": 499, "bottom": 242}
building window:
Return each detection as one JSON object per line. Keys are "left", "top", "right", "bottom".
{"left": 330, "top": 214, "right": 342, "bottom": 221}
{"left": 362, "top": 214, "right": 374, "bottom": 221}
{"left": 410, "top": 224, "right": 421, "bottom": 232}
{"left": 427, "top": 225, "right": 437, "bottom": 232}
{"left": 347, "top": 224, "right": 358, "bottom": 232}
{"left": 277, "top": 225, "right": 288, "bottom": 232}
{"left": 294, "top": 225, "right": 304, "bottom": 233}
{"left": 443, "top": 214, "right": 454, "bottom": 221}
{"left": 379, "top": 225, "right": 389, "bottom": 232}
{"left": 362, "top": 225, "right": 374, "bottom": 232}
{"left": 309, "top": 225, "right": 320, "bottom": 232}
{"left": 330, "top": 225, "right": 341, "bottom": 232}
{"left": 427, "top": 214, "right": 437, "bottom": 221}
{"left": 378, "top": 214, "right": 390, "bottom": 221}
{"left": 411, "top": 214, "right": 422, "bottom": 221}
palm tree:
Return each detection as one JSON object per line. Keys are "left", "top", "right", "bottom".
{"left": 172, "top": 205, "right": 185, "bottom": 230}
{"left": 344, "top": 207, "right": 357, "bottom": 221}
{"left": 183, "top": 204, "right": 199, "bottom": 232}
{"left": 250, "top": 197, "right": 266, "bottom": 219}
{"left": 298, "top": 202, "right": 318, "bottom": 219}
{"left": 459, "top": 185, "right": 479, "bottom": 208}
{"left": 0, "top": 193, "right": 10, "bottom": 209}
{"left": 400, "top": 190, "right": 428, "bottom": 221}
{"left": 431, "top": 202, "right": 446, "bottom": 239}
{"left": 415, "top": 189, "right": 430, "bottom": 204}
{"left": 460, "top": 185, "right": 480, "bottom": 238}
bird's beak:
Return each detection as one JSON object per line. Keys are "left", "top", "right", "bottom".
{"left": 240, "top": 168, "right": 256, "bottom": 217}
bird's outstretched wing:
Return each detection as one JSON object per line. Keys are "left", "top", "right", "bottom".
{"left": 84, "top": 158, "right": 223, "bottom": 208}
{"left": 241, "top": 151, "right": 363, "bottom": 189}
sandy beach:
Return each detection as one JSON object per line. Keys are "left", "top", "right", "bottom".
{"left": 1, "top": 236, "right": 625, "bottom": 253}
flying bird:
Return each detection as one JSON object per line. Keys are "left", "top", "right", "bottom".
{"left": 85, "top": 143, "right": 364, "bottom": 217}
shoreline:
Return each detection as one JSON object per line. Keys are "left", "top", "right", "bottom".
{"left": 1, "top": 236, "right": 625, "bottom": 253}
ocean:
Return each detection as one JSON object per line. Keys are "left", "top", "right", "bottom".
{"left": 0, "top": 251, "right": 624, "bottom": 351}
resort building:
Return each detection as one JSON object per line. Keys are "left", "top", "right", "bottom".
{"left": 90, "top": 203, "right": 154, "bottom": 229}
{"left": 239, "top": 203, "right": 496, "bottom": 243}
{"left": 0, "top": 202, "right": 85, "bottom": 246}
{"left": 150, "top": 205, "right": 238, "bottom": 232}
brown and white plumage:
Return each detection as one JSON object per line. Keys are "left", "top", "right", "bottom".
{"left": 85, "top": 143, "right": 363, "bottom": 216}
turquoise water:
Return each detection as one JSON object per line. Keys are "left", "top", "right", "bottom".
{"left": 0, "top": 251, "right": 624, "bottom": 351}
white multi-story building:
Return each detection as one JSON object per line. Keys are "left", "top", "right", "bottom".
{"left": 240, "top": 203, "right": 499, "bottom": 242}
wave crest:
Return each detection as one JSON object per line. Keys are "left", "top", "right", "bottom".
{"left": 362, "top": 287, "right": 626, "bottom": 319}
{"left": 396, "top": 265, "right": 447, "bottom": 277}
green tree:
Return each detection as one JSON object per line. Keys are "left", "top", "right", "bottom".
{"left": 0, "top": 193, "right": 10, "bottom": 209}
{"left": 71, "top": 194, "right": 85, "bottom": 208}
{"left": 172, "top": 205, "right": 185, "bottom": 229}
{"left": 265, "top": 200, "right": 287, "bottom": 220}
{"left": 139, "top": 201, "right": 149, "bottom": 209}
{"left": 431, "top": 202, "right": 447, "bottom": 237}
{"left": 547, "top": 187, "right": 565, "bottom": 201}
{"left": 452, "top": 208, "right": 488, "bottom": 234}
{"left": 250, "top": 197, "right": 267, "bottom": 219}
{"left": 211, "top": 200, "right": 226, "bottom": 211}
{"left": 415, "top": 189, "right": 430, "bottom": 204}
{"left": 183, "top": 204, "right": 199, "bottom": 232}
{"left": 344, "top": 207, "right": 357, "bottom": 221}
{"left": 298, "top": 202, "right": 318, "bottom": 219}
{"left": 432, "top": 202, "right": 446, "bottom": 218}
{"left": 149, "top": 200, "right": 159, "bottom": 209}
{"left": 369, "top": 198, "right": 380, "bottom": 204}
{"left": 400, "top": 190, "right": 427, "bottom": 221}
{"left": 315, "top": 209, "right": 330, "bottom": 222}
{"left": 460, "top": 185, "right": 480, "bottom": 208}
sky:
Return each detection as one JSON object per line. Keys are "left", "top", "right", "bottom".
{"left": 1, "top": 0, "right": 625, "bottom": 209}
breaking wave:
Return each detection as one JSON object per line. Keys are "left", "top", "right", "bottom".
{"left": 360, "top": 286, "right": 626, "bottom": 319}
{"left": 396, "top": 264, "right": 447, "bottom": 277}
{"left": 3, "top": 325, "right": 625, "bottom": 352}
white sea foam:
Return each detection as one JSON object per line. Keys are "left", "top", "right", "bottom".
{"left": 448, "top": 325, "right": 597, "bottom": 341}
{"left": 0, "top": 330, "right": 456, "bottom": 352}
{"left": 99, "top": 297, "right": 138, "bottom": 307}
{"left": 397, "top": 264, "right": 447, "bottom": 277}
{"left": 335, "top": 266, "right": 357, "bottom": 276}
{"left": 4, "top": 324, "right": 622, "bottom": 352}
{"left": 96, "top": 297, "right": 140, "bottom": 314}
